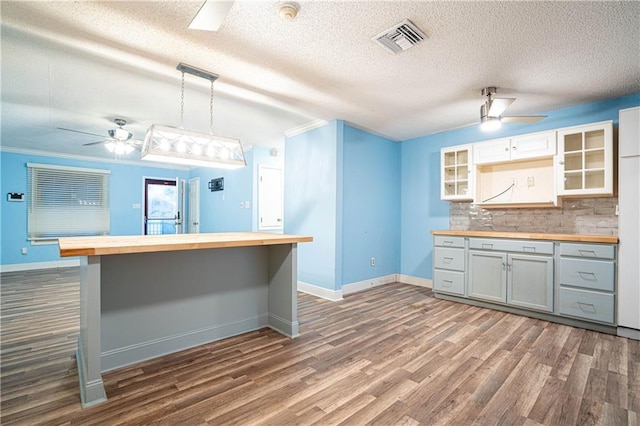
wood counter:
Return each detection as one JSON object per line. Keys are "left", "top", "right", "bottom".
{"left": 59, "top": 232, "right": 313, "bottom": 257}
{"left": 61, "top": 232, "right": 312, "bottom": 408}
{"left": 431, "top": 230, "right": 618, "bottom": 244}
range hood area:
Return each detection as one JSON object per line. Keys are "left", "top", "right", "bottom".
{"left": 475, "top": 158, "right": 559, "bottom": 209}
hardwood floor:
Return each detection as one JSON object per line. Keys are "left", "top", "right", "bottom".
{"left": 1, "top": 268, "right": 638, "bottom": 425}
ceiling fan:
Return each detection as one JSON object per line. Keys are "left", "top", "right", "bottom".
{"left": 480, "top": 87, "right": 547, "bottom": 131}
{"left": 57, "top": 118, "right": 143, "bottom": 155}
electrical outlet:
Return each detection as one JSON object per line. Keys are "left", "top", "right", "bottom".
{"left": 527, "top": 176, "right": 535, "bottom": 187}
{"left": 370, "top": 257, "right": 376, "bottom": 266}
{"left": 240, "top": 202, "right": 244, "bottom": 208}
{"left": 21, "top": 247, "right": 28, "bottom": 255}
{"left": 512, "top": 178, "right": 517, "bottom": 186}
{"left": 615, "top": 204, "right": 619, "bottom": 216}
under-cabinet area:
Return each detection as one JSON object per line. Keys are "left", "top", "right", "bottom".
{"left": 432, "top": 230, "right": 618, "bottom": 334}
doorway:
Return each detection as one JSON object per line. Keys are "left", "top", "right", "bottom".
{"left": 188, "top": 177, "right": 200, "bottom": 233}
{"left": 144, "top": 178, "right": 182, "bottom": 235}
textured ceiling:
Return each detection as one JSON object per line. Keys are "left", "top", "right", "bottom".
{"left": 1, "top": 1, "right": 639, "bottom": 160}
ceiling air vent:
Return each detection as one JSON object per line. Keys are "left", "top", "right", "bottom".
{"left": 372, "top": 19, "right": 427, "bottom": 54}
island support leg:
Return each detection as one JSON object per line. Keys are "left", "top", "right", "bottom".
{"left": 268, "top": 243, "right": 299, "bottom": 337}
{"left": 77, "top": 255, "right": 107, "bottom": 407}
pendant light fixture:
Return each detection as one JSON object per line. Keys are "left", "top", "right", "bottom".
{"left": 141, "top": 63, "right": 246, "bottom": 169}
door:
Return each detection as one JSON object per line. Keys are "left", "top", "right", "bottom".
{"left": 188, "top": 177, "right": 200, "bottom": 233}
{"left": 473, "top": 138, "right": 511, "bottom": 165}
{"left": 144, "top": 178, "right": 180, "bottom": 235}
{"left": 508, "top": 254, "right": 553, "bottom": 312}
{"left": 258, "top": 165, "right": 283, "bottom": 230}
{"left": 468, "top": 250, "right": 507, "bottom": 303}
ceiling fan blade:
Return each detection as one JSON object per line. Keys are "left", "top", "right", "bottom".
{"left": 189, "top": 0, "right": 234, "bottom": 31}
{"left": 82, "top": 140, "right": 107, "bottom": 146}
{"left": 488, "top": 97, "right": 515, "bottom": 117}
{"left": 57, "top": 127, "right": 105, "bottom": 138}
{"left": 501, "top": 115, "right": 547, "bottom": 123}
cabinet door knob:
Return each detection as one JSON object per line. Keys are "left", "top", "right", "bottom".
{"left": 512, "top": 146, "right": 517, "bottom": 150}
{"left": 504, "top": 147, "right": 509, "bottom": 151}
{"left": 559, "top": 161, "right": 565, "bottom": 165}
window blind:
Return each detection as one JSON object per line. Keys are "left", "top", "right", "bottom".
{"left": 27, "top": 163, "right": 111, "bottom": 240}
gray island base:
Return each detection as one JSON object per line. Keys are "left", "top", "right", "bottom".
{"left": 59, "top": 232, "right": 313, "bottom": 408}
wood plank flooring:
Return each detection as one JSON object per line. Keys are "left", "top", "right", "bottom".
{"left": 1, "top": 267, "right": 639, "bottom": 425}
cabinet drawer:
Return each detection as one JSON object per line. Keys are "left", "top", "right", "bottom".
{"left": 434, "top": 236, "right": 465, "bottom": 248}
{"left": 559, "top": 243, "right": 615, "bottom": 259}
{"left": 559, "top": 258, "right": 615, "bottom": 291}
{"left": 469, "top": 238, "right": 553, "bottom": 255}
{"left": 433, "top": 270, "right": 465, "bottom": 295}
{"left": 433, "top": 247, "right": 465, "bottom": 271}
{"left": 559, "top": 287, "right": 614, "bottom": 324}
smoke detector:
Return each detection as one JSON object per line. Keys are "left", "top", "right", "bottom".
{"left": 278, "top": 3, "right": 299, "bottom": 21}
{"left": 372, "top": 19, "right": 427, "bottom": 54}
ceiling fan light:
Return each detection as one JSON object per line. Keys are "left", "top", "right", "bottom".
{"left": 481, "top": 116, "right": 502, "bottom": 131}
{"left": 104, "top": 141, "right": 116, "bottom": 152}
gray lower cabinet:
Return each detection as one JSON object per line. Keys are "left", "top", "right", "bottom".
{"left": 468, "top": 251, "right": 507, "bottom": 303}
{"left": 468, "top": 249, "right": 553, "bottom": 312}
{"left": 508, "top": 254, "right": 553, "bottom": 312}
{"left": 558, "top": 242, "right": 616, "bottom": 324}
{"left": 433, "top": 236, "right": 465, "bottom": 296}
{"left": 433, "top": 234, "right": 617, "bottom": 330}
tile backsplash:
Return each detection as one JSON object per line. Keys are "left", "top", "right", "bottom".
{"left": 449, "top": 197, "right": 618, "bottom": 235}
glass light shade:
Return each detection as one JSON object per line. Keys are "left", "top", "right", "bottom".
{"left": 105, "top": 141, "right": 135, "bottom": 155}
{"left": 481, "top": 117, "right": 502, "bottom": 131}
{"left": 141, "top": 124, "right": 246, "bottom": 169}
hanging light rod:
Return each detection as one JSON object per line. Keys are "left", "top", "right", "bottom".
{"left": 176, "top": 63, "right": 219, "bottom": 82}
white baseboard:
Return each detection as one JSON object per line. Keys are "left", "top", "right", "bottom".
{"left": 397, "top": 274, "right": 433, "bottom": 289}
{"left": 297, "top": 281, "right": 343, "bottom": 301}
{"left": 0, "top": 259, "right": 80, "bottom": 273}
{"left": 342, "top": 274, "right": 397, "bottom": 295}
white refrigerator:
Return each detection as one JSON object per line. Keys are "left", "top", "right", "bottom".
{"left": 618, "top": 106, "right": 640, "bottom": 334}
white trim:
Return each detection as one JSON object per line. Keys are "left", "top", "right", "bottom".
{"left": 284, "top": 119, "right": 330, "bottom": 138}
{"left": 342, "top": 274, "right": 397, "bottom": 295}
{"left": 2, "top": 146, "right": 190, "bottom": 171}
{"left": 297, "top": 281, "right": 343, "bottom": 301}
{"left": 27, "top": 162, "right": 111, "bottom": 174}
{"left": 0, "top": 259, "right": 80, "bottom": 273}
{"left": 397, "top": 274, "right": 433, "bottom": 289}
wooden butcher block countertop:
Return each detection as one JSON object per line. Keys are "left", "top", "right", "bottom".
{"left": 59, "top": 232, "right": 314, "bottom": 257}
{"left": 431, "top": 230, "right": 618, "bottom": 244}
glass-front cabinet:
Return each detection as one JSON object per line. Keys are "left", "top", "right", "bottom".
{"left": 441, "top": 144, "right": 473, "bottom": 200}
{"left": 556, "top": 121, "right": 613, "bottom": 196}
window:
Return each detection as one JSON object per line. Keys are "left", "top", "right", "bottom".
{"left": 27, "top": 163, "right": 110, "bottom": 240}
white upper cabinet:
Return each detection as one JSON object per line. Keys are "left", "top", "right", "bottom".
{"left": 474, "top": 131, "right": 556, "bottom": 165}
{"left": 473, "top": 138, "right": 511, "bottom": 164}
{"left": 556, "top": 121, "right": 613, "bottom": 197}
{"left": 441, "top": 144, "right": 474, "bottom": 201}
{"left": 510, "top": 131, "right": 556, "bottom": 161}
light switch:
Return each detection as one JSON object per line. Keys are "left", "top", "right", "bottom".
{"left": 245, "top": 201, "right": 250, "bottom": 209}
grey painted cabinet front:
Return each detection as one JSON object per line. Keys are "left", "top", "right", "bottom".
{"left": 508, "top": 254, "right": 553, "bottom": 312}
{"left": 468, "top": 250, "right": 507, "bottom": 303}
{"left": 468, "top": 250, "right": 553, "bottom": 312}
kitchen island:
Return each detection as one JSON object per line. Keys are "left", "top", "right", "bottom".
{"left": 58, "top": 232, "right": 313, "bottom": 408}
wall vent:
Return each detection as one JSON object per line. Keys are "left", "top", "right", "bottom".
{"left": 372, "top": 19, "right": 427, "bottom": 54}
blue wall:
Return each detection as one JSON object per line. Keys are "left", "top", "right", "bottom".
{"left": 342, "top": 126, "right": 400, "bottom": 284}
{"left": 400, "top": 93, "right": 640, "bottom": 280}
{"left": 190, "top": 150, "right": 255, "bottom": 233}
{"left": 0, "top": 151, "right": 189, "bottom": 265}
{"left": 284, "top": 120, "right": 342, "bottom": 290}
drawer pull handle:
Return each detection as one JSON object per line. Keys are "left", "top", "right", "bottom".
{"left": 577, "top": 271, "right": 597, "bottom": 281}
{"left": 442, "top": 279, "right": 453, "bottom": 287}
{"left": 577, "top": 301, "right": 597, "bottom": 314}
{"left": 502, "top": 262, "right": 506, "bottom": 271}
{"left": 578, "top": 249, "right": 597, "bottom": 257}
{"left": 522, "top": 246, "right": 536, "bottom": 252}
{"left": 482, "top": 243, "right": 493, "bottom": 249}
{"left": 443, "top": 240, "right": 454, "bottom": 246}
